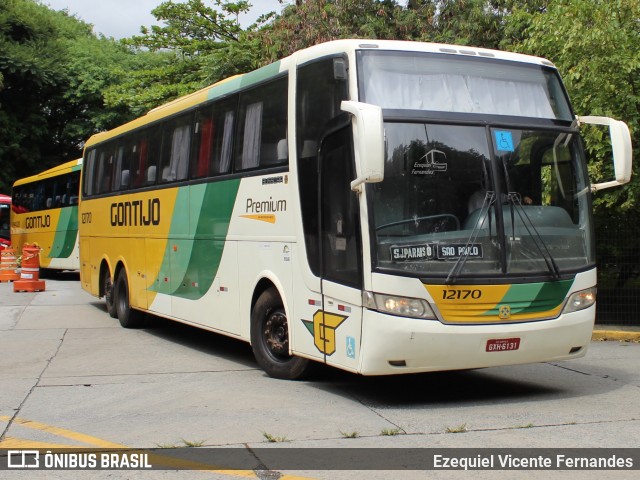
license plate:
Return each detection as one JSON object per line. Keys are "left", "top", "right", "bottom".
{"left": 486, "top": 338, "right": 520, "bottom": 352}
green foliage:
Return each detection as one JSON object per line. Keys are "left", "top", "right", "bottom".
{"left": 1, "top": 0, "right": 68, "bottom": 189}
{"left": 116, "top": 1, "right": 265, "bottom": 108}
{"left": 256, "top": 1, "right": 552, "bottom": 63}
{"left": 104, "top": 50, "right": 203, "bottom": 118}
{"left": 128, "top": 0, "right": 252, "bottom": 52}
{"left": 510, "top": 0, "right": 640, "bottom": 212}
{"left": 257, "top": 0, "right": 425, "bottom": 62}
{"left": 0, "top": 0, "right": 138, "bottom": 191}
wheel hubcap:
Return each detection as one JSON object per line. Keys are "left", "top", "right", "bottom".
{"left": 264, "top": 310, "right": 289, "bottom": 360}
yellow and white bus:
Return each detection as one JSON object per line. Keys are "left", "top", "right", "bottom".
{"left": 79, "top": 40, "right": 632, "bottom": 379}
{"left": 11, "top": 159, "right": 82, "bottom": 270}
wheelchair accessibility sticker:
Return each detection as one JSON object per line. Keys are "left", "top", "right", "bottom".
{"left": 346, "top": 336, "right": 356, "bottom": 359}
{"left": 494, "top": 130, "right": 515, "bottom": 152}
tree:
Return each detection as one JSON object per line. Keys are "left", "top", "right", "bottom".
{"left": 120, "top": 0, "right": 266, "bottom": 108}
{"left": 256, "top": 0, "right": 552, "bottom": 63}
{"left": 510, "top": 0, "right": 640, "bottom": 211}
{"left": 0, "top": 0, "right": 138, "bottom": 191}
{"left": 257, "top": 0, "right": 423, "bottom": 62}
{"left": 1, "top": 0, "right": 70, "bottom": 189}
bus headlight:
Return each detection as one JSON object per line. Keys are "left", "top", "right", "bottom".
{"left": 364, "top": 292, "right": 436, "bottom": 319}
{"left": 563, "top": 287, "right": 596, "bottom": 314}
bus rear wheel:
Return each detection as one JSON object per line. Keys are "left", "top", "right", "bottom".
{"left": 103, "top": 269, "right": 117, "bottom": 319}
{"left": 115, "top": 270, "right": 145, "bottom": 329}
{"left": 251, "top": 288, "right": 311, "bottom": 380}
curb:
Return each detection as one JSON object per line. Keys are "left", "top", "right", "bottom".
{"left": 592, "top": 330, "right": 640, "bottom": 342}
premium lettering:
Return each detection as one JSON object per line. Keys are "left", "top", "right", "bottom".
{"left": 110, "top": 198, "right": 160, "bottom": 227}
{"left": 246, "top": 197, "right": 286, "bottom": 214}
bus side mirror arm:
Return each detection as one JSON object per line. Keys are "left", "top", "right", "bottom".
{"left": 577, "top": 115, "right": 633, "bottom": 192}
{"left": 341, "top": 101, "right": 385, "bottom": 193}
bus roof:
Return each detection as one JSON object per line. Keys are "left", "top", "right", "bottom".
{"left": 84, "top": 39, "right": 557, "bottom": 149}
{"left": 12, "top": 159, "right": 83, "bottom": 188}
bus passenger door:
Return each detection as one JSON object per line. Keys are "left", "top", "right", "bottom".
{"left": 317, "top": 126, "right": 363, "bottom": 372}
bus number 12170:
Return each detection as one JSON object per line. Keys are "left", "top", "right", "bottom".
{"left": 442, "top": 289, "right": 482, "bottom": 300}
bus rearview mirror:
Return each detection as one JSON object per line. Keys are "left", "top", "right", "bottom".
{"left": 578, "top": 115, "right": 633, "bottom": 191}
{"left": 341, "top": 101, "right": 385, "bottom": 192}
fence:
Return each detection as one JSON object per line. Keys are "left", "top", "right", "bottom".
{"left": 595, "top": 209, "right": 640, "bottom": 325}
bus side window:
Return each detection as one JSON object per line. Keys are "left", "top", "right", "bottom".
{"left": 235, "top": 77, "right": 287, "bottom": 172}
{"left": 93, "top": 144, "right": 115, "bottom": 195}
{"left": 83, "top": 149, "right": 96, "bottom": 197}
{"left": 160, "top": 114, "right": 192, "bottom": 183}
{"left": 192, "top": 106, "right": 215, "bottom": 178}
{"left": 217, "top": 109, "right": 235, "bottom": 174}
{"left": 136, "top": 138, "right": 148, "bottom": 187}
{"left": 116, "top": 135, "right": 145, "bottom": 191}
{"left": 68, "top": 171, "right": 80, "bottom": 205}
{"left": 111, "top": 144, "right": 127, "bottom": 192}
{"left": 144, "top": 125, "right": 162, "bottom": 186}
{"left": 191, "top": 96, "right": 237, "bottom": 178}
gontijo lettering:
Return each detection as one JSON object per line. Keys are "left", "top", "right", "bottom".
{"left": 110, "top": 199, "right": 160, "bottom": 226}
{"left": 25, "top": 214, "right": 51, "bottom": 229}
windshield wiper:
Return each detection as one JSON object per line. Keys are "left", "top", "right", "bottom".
{"left": 506, "top": 193, "right": 561, "bottom": 280}
{"left": 445, "top": 191, "right": 496, "bottom": 284}
{"left": 499, "top": 149, "right": 561, "bottom": 280}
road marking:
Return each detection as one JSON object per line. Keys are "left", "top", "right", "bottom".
{"left": 0, "top": 416, "right": 318, "bottom": 478}
{"left": 1, "top": 416, "right": 126, "bottom": 448}
{"left": 0, "top": 436, "right": 74, "bottom": 449}
{"left": 0, "top": 416, "right": 320, "bottom": 479}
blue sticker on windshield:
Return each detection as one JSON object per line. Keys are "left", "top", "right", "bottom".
{"left": 494, "top": 130, "right": 515, "bottom": 152}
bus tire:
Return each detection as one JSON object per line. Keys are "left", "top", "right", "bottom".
{"left": 115, "top": 270, "right": 145, "bottom": 329}
{"left": 103, "top": 269, "right": 117, "bottom": 319}
{"left": 251, "top": 288, "right": 311, "bottom": 380}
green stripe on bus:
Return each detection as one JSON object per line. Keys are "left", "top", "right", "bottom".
{"left": 483, "top": 279, "right": 573, "bottom": 316}
{"left": 151, "top": 179, "right": 241, "bottom": 300}
{"left": 239, "top": 62, "right": 281, "bottom": 88}
{"left": 206, "top": 61, "right": 282, "bottom": 101}
{"left": 49, "top": 206, "right": 78, "bottom": 259}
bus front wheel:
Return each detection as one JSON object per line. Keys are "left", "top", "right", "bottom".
{"left": 251, "top": 288, "right": 311, "bottom": 380}
{"left": 115, "top": 270, "right": 145, "bottom": 329}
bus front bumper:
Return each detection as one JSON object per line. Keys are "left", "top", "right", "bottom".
{"left": 357, "top": 307, "right": 595, "bottom": 375}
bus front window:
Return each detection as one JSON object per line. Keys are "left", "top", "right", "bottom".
{"left": 371, "top": 123, "right": 594, "bottom": 279}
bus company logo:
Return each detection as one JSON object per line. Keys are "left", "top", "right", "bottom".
{"left": 302, "top": 310, "right": 348, "bottom": 355}
{"left": 241, "top": 197, "right": 287, "bottom": 224}
{"left": 110, "top": 198, "right": 160, "bottom": 227}
{"left": 8, "top": 450, "right": 39, "bottom": 469}
{"left": 499, "top": 305, "right": 511, "bottom": 319}
{"left": 25, "top": 214, "right": 51, "bottom": 229}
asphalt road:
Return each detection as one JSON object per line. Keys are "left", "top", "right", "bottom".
{"left": 1, "top": 274, "right": 639, "bottom": 479}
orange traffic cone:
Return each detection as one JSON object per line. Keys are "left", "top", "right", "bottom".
{"left": 0, "top": 247, "right": 20, "bottom": 282}
{"left": 14, "top": 244, "right": 46, "bottom": 292}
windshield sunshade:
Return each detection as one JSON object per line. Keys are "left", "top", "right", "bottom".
{"left": 359, "top": 50, "right": 573, "bottom": 120}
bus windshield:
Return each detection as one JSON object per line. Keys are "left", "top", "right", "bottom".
{"left": 370, "top": 122, "right": 594, "bottom": 279}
